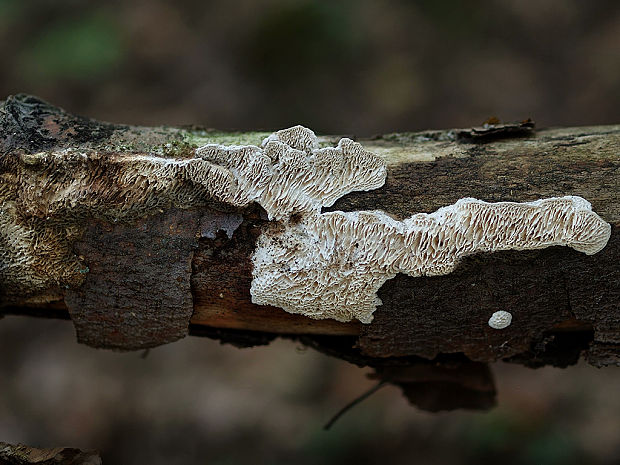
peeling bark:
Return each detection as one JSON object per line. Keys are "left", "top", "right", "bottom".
{"left": 64, "top": 210, "right": 199, "bottom": 350}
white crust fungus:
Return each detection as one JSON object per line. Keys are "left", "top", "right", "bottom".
{"left": 3, "top": 123, "right": 611, "bottom": 322}
{"left": 2, "top": 126, "right": 387, "bottom": 305}
{"left": 196, "top": 125, "right": 387, "bottom": 220}
{"left": 488, "top": 311, "right": 513, "bottom": 329}
{"left": 250, "top": 195, "right": 611, "bottom": 323}
{"left": 194, "top": 126, "right": 612, "bottom": 324}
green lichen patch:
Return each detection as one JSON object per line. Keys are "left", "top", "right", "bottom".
{"left": 182, "top": 129, "right": 272, "bottom": 148}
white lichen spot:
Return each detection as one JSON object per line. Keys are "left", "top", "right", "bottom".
{"left": 488, "top": 311, "right": 512, "bottom": 329}
{"left": 195, "top": 126, "right": 611, "bottom": 324}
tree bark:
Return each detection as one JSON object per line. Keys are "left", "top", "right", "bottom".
{"left": 0, "top": 442, "right": 101, "bottom": 465}
{"left": 1, "top": 94, "right": 618, "bottom": 409}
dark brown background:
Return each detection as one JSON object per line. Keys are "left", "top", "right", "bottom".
{"left": 1, "top": 0, "right": 619, "bottom": 463}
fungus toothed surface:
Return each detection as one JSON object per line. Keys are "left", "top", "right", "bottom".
{"left": 205, "top": 127, "right": 612, "bottom": 324}
{"left": 0, "top": 123, "right": 612, "bottom": 328}
{"left": 250, "top": 195, "right": 611, "bottom": 323}
{"left": 196, "top": 125, "right": 387, "bottom": 220}
{"left": 0, "top": 125, "right": 388, "bottom": 306}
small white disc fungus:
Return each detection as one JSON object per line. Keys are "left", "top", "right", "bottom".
{"left": 488, "top": 311, "right": 512, "bottom": 329}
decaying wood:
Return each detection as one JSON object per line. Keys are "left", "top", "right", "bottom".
{"left": 1, "top": 94, "right": 618, "bottom": 410}
{"left": 0, "top": 442, "right": 101, "bottom": 465}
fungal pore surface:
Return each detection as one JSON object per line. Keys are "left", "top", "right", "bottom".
{"left": 199, "top": 126, "right": 612, "bottom": 324}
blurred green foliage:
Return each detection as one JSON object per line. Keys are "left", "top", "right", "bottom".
{"left": 248, "top": 1, "right": 364, "bottom": 80}
{"left": 18, "top": 10, "right": 124, "bottom": 82}
{"left": 0, "top": 0, "right": 24, "bottom": 28}
{"left": 2, "top": 0, "right": 618, "bottom": 132}
{"left": 465, "top": 410, "right": 584, "bottom": 465}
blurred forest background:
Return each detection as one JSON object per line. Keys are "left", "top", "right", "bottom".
{"left": 0, "top": 0, "right": 619, "bottom": 464}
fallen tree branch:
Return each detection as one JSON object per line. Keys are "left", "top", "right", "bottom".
{"left": 0, "top": 442, "right": 101, "bottom": 465}
{"left": 1, "top": 94, "right": 618, "bottom": 410}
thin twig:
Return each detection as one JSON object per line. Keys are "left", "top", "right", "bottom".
{"left": 323, "top": 380, "right": 388, "bottom": 430}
